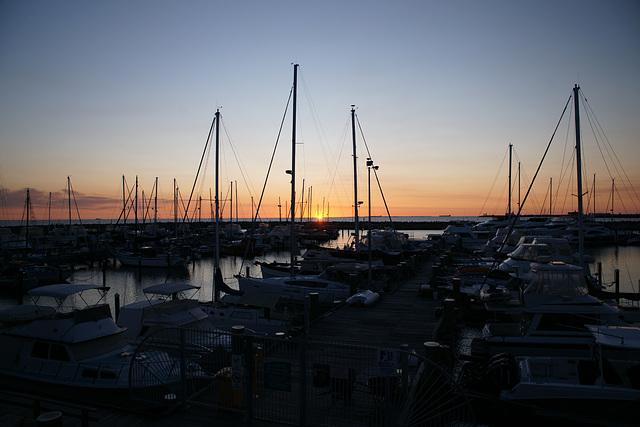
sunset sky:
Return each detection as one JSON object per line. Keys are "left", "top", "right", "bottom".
{"left": 1, "top": 1, "right": 639, "bottom": 223}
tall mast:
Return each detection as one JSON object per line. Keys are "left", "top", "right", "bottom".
{"left": 154, "top": 177, "right": 158, "bottom": 230}
{"left": 593, "top": 174, "right": 596, "bottom": 215}
{"left": 25, "top": 188, "right": 30, "bottom": 255}
{"left": 300, "top": 179, "right": 305, "bottom": 222}
{"left": 508, "top": 143, "right": 512, "bottom": 216}
{"left": 214, "top": 109, "right": 221, "bottom": 301}
{"left": 352, "top": 105, "right": 360, "bottom": 250}
{"left": 173, "top": 179, "right": 177, "bottom": 238}
{"left": 135, "top": 176, "right": 139, "bottom": 242}
{"left": 48, "top": 192, "right": 51, "bottom": 228}
{"left": 68, "top": 176, "right": 72, "bottom": 227}
{"left": 122, "top": 175, "right": 126, "bottom": 226}
{"left": 549, "top": 177, "right": 553, "bottom": 216}
{"left": 611, "top": 178, "right": 615, "bottom": 215}
{"left": 573, "top": 84, "right": 585, "bottom": 270}
{"left": 518, "top": 162, "right": 521, "bottom": 212}
{"left": 290, "top": 64, "right": 298, "bottom": 276}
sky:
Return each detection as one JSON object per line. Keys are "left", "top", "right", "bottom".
{"left": 1, "top": 0, "right": 639, "bottom": 223}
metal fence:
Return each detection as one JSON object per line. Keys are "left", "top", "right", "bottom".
{"left": 130, "top": 327, "right": 475, "bottom": 426}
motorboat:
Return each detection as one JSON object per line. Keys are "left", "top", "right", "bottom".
{"left": 461, "top": 325, "right": 640, "bottom": 426}
{"left": 477, "top": 262, "right": 628, "bottom": 358}
{"left": 113, "top": 246, "right": 187, "bottom": 268}
{"left": 117, "top": 282, "right": 230, "bottom": 350}
{"left": 497, "top": 237, "right": 579, "bottom": 278}
{"left": 237, "top": 274, "right": 352, "bottom": 304}
{"left": 0, "top": 284, "right": 197, "bottom": 405}
{"left": 200, "top": 292, "right": 297, "bottom": 336}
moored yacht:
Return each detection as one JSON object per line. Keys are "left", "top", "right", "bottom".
{"left": 0, "top": 284, "right": 196, "bottom": 405}
{"left": 477, "top": 262, "right": 628, "bottom": 358}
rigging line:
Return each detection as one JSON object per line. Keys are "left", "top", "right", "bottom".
{"left": 68, "top": 178, "right": 83, "bottom": 226}
{"left": 220, "top": 116, "right": 259, "bottom": 207}
{"left": 583, "top": 97, "right": 640, "bottom": 210}
{"left": 181, "top": 114, "right": 216, "bottom": 224}
{"left": 478, "top": 146, "right": 509, "bottom": 216}
{"left": 322, "top": 117, "right": 351, "bottom": 212}
{"left": 238, "top": 86, "right": 293, "bottom": 275}
{"left": 298, "top": 70, "right": 332, "bottom": 171}
{"left": 482, "top": 93, "right": 573, "bottom": 287}
{"left": 614, "top": 185, "right": 630, "bottom": 214}
{"left": 356, "top": 114, "right": 395, "bottom": 225}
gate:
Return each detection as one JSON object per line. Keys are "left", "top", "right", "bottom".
{"left": 130, "top": 327, "right": 475, "bottom": 426}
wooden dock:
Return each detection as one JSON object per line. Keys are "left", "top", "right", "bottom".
{"left": 307, "top": 256, "right": 441, "bottom": 352}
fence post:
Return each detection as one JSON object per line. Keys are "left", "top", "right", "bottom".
{"left": 180, "top": 328, "right": 187, "bottom": 406}
{"left": 244, "top": 333, "right": 254, "bottom": 424}
{"left": 300, "top": 338, "right": 307, "bottom": 427}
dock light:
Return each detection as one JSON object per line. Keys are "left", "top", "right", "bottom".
{"left": 285, "top": 170, "right": 292, "bottom": 174}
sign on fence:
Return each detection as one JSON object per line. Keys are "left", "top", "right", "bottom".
{"left": 377, "top": 347, "right": 397, "bottom": 376}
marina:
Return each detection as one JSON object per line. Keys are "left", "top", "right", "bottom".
{"left": 1, "top": 218, "right": 640, "bottom": 426}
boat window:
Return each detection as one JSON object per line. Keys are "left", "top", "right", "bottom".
{"left": 82, "top": 369, "right": 99, "bottom": 379}
{"left": 31, "top": 341, "right": 49, "bottom": 359}
{"left": 100, "top": 370, "right": 118, "bottom": 380}
{"left": 535, "top": 314, "right": 590, "bottom": 332}
{"left": 230, "top": 311, "right": 254, "bottom": 320}
{"left": 50, "top": 344, "right": 70, "bottom": 361}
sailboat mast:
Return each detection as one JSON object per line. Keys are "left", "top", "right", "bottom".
{"left": 573, "top": 84, "right": 585, "bottom": 269}
{"left": 593, "top": 174, "right": 596, "bottom": 215}
{"left": 135, "top": 176, "right": 139, "bottom": 242}
{"left": 122, "top": 175, "right": 126, "bottom": 227}
{"left": 290, "top": 64, "right": 298, "bottom": 276}
{"left": 173, "top": 179, "right": 177, "bottom": 239}
{"left": 25, "top": 188, "right": 30, "bottom": 255}
{"left": 508, "top": 143, "right": 512, "bottom": 216}
{"left": 48, "top": 192, "right": 51, "bottom": 228}
{"left": 611, "top": 178, "right": 615, "bottom": 215}
{"left": 549, "top": 177, "right": 553, "bottom": 216}
{"left": 351, "top": 105, "right": 359, "bottom": 251}
{"left": 214, "top": 109, "right": 221, "bottom": 301}
{"left": 68, "top": 176, "right": 72, "bottom": 227}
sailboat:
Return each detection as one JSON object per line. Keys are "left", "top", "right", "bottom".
{"left": 237, "top": 65, "right": 351, "bottom": 304}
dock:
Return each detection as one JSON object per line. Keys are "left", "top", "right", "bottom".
{"left": 307, "top": 256, "right": 441, "bottom": 351}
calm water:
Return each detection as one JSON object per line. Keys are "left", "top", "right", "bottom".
{"left": 1, "top": 228, "right": 639, "bottom": 310}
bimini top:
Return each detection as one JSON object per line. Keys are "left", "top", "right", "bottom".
{"left": 143, "top": 282, "right": 200, "bottom": 296}
{"left": 28, "top": 284, "right": 110, "bottom": 300}
{"left": 523, "top": 262, "right": 588, "bottom": 299}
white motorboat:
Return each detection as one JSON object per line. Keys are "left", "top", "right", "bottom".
{"left": 117, "top": 282, "right": 230, "bottom": 351}
{"left": 201, "top": 292, "right": 297, "bottom": 336}
{"left": 237, "top": 274, "right": 352, "bottom": 304}
{"left": 0, "top": 284, "right": 196, "bottom": 405}
{"left": 463, "top": 325, "right": 640, "bottom": 426}
{"left": 479, "top": 262, "right": 628, "bottom": 358}
{"left": 114, "top": 247, "right": 187, "bottom": 268}
{"left": 497, "top": 237, "right": 578, "bottom": 278}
